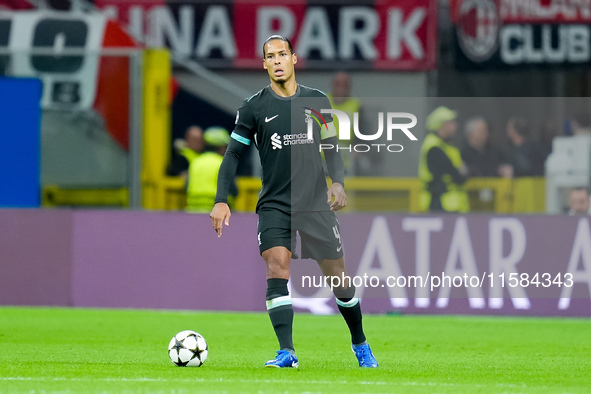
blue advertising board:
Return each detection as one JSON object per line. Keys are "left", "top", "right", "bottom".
{"left": 0, "top": 78, "right": 42, "bottom": 207}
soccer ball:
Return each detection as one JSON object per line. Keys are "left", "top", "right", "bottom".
{"left": 168, "top": 330, "right": 208, "bottom": 367}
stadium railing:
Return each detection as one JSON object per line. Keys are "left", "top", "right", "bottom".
{"left": 42, "top": 186, "right": 129, "bottom": 208}
{"left": 41, "top": 176, "right": 545, "bottom": 213}
{"left": 157, "top": 176, "right": 545, "bottom": 213}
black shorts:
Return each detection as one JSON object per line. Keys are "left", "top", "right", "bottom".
{"left": 257, "top": 208, "right": 344, "bottom": 260}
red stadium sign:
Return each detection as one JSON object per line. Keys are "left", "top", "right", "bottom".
{"left": 95, "top": 0, "right": 437, "bottom": 70}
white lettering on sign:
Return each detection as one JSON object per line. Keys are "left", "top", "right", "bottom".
{"left": 296, "top": 7, "right": 336, "bottom": 59}
{"left": 388, "top": 8, "right": 426, "bottom": 59}
{"left": 402, "top": 217, "right": 443, "bottom": 308}
{"left": 488, "top": 218, "right": 530, "bottom": 310}
{"left": 118, "top": 4, "right": 430, "bottom": 64}
{"left": 558, "top": 218, "right": 591, "bottom": 309}
{"left": 500, "top": 24, "right": 589, "bottom": 64}
{"left": 499, "top": 0, "right": 591, "bottom": 22}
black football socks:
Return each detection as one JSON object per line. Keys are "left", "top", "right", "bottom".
{"left": 266, "top": 278, "right": 294, "bottom": 352}
{"left": 335, "top": 286, "right": 367, "bottom": 346}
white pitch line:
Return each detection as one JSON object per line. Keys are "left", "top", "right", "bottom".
{"left": 0, "top": 376, "right": 548, "bottom": 389}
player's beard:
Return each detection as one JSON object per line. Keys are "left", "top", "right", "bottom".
{"left": 272, "top": 70, "right": 289, "bottom": 84}
{"left": 272, "top": 68, "right": 292, "bottom": 84}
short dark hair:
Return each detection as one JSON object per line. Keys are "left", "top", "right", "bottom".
{"left": 262, "top": 35, "right": 293, "bottom": 57}
{"left": 509, "top": 117, "right": 529, "bottom": 138}
{"left": 572, "top": 186, "right": 590, "bottom": 195}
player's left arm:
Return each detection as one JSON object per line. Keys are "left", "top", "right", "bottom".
{"left": 322, "top": 122, "right": 346, "bottom": 211}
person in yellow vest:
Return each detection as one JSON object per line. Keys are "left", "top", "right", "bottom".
{"left": 327, "top": 72, "right": 362, "bottom": 175}
{"left": 418, "top": 106, "right": 470, "bottom": 213}
{"left": 186, "top": 127, "right": 236, "bottom": 212}
{"left": 167, "top": 125, "right": 205, "bottom": 178}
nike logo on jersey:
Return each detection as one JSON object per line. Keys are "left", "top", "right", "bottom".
{"left": 265, "top": 114, "right": 279, "bottom": 122}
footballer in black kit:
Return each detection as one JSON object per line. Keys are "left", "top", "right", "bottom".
{"left": 227, "top": 84, "right": 344, "bottom": 259}
{"left": 210, "top": 35, "right": 378, "bottom": 368}
{"left": 233, "top": 84, "right": 335, "bottom": 214}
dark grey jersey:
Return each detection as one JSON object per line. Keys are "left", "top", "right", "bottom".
{"left": 231, "top": 84, "right": 334, "bottom": 213}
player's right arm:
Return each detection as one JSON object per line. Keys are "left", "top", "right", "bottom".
{"left": 210, "top": 103, "right": 256, "bottom": 237}
{"left": 210, "top": 137, "right": 249, "bottom": 237}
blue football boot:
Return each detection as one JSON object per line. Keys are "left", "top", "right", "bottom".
{"left": 352, "top": 343, "right": 378, "bottom": 368}
{"left": 264, "top": 350, "right": 299, "bottom": 368}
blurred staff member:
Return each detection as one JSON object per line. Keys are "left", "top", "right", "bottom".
{"left": 505, "top": 117, "right": 545, "bottom": 177}
{"left": 167, "top": 125, "right": 205, "bottom": 178}
{"left": 568, "top": 187, "right": 591, "bottom": 215}
{"left": 186, "top": 127, "right": 236, "bottom": 212}
{"left": 461, "top": 117, "right": 512, "bottom": 178}
{"left": 418, "top": 106, "right": 469, "bottom": 213}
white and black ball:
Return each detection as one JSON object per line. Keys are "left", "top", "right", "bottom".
{"left": 168, "top": 330, "right": 208, "bottom": 367}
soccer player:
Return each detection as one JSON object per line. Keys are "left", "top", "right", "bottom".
{"left": 210, "top": 35, "right": 378, "bottom": 369}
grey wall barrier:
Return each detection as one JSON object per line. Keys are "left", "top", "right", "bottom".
{"left": 1, "top": 210, "right": 589, "bottom": 316}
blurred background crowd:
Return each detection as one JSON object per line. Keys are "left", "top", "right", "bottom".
{"left": 1, "top": 0, "right": 591, "bottom": 215}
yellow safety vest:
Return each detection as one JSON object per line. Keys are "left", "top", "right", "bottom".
{"left": 328, "top": 95, "right": 361, "bottom": 124}
{"left": 186, "top": 152, "right": 223, "bottom": 212}
{"left": 179, "top": 147, "right": 200, "bottom": 163}
{"left": 418, "top": 133, "right": 469, "bottom": 213}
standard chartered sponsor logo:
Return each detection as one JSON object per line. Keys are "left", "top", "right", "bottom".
{"left": 271, "top": 133, "right": 282, "bottom": 149}
{"left": 271, "top": 132, "right": 314, "bottom": 150}
{"left": 283, "top": 133, "right": 313, "bottom": 145}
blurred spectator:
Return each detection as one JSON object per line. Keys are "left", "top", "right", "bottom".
{"left": 568, "top": 187, "right": 591, "bottom": 215}
{"left": 461, "top": 117, "right": 511, "bottom": 177}
{"left": 167, "top": 125, "right": 205, "bottom": 177}
{"left": 329, "top": 72, "right": 354, "bottom": 105}
{"left": 505, "top": 117, "right": 545, "bottom": 177}
{"left": 571, "top": 110, "right": 591, "bottom": 137}
{"left": 186, "top": 127, "right": 237, "bottom": 212}
{"left": 327, "top": 72, "right": 374, "bottom": 175}
{"left": 539, "top": 119, "right": 562, "bottom": 163}
{"left": 418, "top": 106, "right": 469, "bottom": 213}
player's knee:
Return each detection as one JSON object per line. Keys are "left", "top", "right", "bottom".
{"left": 318, "top": 258, "right": 346, "bottom": 278}
{"left": 263, "top": 247, "right": 291, "bottom": 278}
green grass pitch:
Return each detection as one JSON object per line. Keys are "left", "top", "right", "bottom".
{"left": 0, "top": 307, "right": 589, "bottom": 393}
